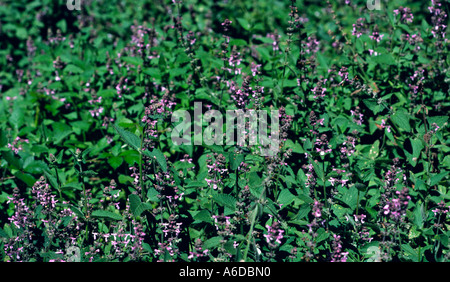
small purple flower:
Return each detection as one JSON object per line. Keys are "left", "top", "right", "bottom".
{"left": 394, "top": 7, "right": 414, "bottom": 23}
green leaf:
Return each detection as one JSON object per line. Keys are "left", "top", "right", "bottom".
{"left": 122, "top": 56, "right": 143, "bottom": 66}
{"left": 391, "top": 110, "right": 411, "bottom": 132}
{"left": 129, "top": 194, "right": 152, "bottom": 217}
{"left": 91, "top": 210, "right": 123, "bottom": 221}
{"left": 309, "top": 158, "right": 324, "bottom": 181}
{"left": 0, "top": 227, "right": 9, "bottom": 239}
{"left": 112, "top": 124, "right": 141, "bottom": 151}
{"left": 108, "top": 156, "right": 123, "bottom": 170}
{"left": 370, "top": 53, "right": 396, "bottom": 66}
{"left": 429, "top": 172, "right": 448, "bottom": 187}
{"left": 404, "top": 138, "right": 423, "bottom": 167}
{"left": 278, "top": 189, "right": 295, "bottom": 207}
{"left": 236, "top": 17, "right": 251, "bottom": 31}
{"left": 212, "top": 193, "right": 236, "bottom": 209}
{"left": 52, "top": 122, "right": 72, "bottom": 144}
{"left": 368, "top": 140, "right": 380, "bottom": 160}
{"left": 143, "top": 68, "right": 162, "bottom": 79}
{"left": 203, "top": 236, "right": 224, "bottom": 250}
{"left": 229, "top": 152, "right": 244, "bottom": 171}
{"left": 44, "top": 169, "right": 59, "bottom": 190}
{"left": 413, "top": 204, "right": 424, "bottom": 229}
{"left": 70, "top": 206, "right": 85, "bottom": 219}
{"left": 341, "top": 186, "right": 359, "bottom": 210}
{"left": 192, "top": 210, "right": 213, "bottom": 224}
{"left": 143, "top": 148, "right": 167, "bottom": 172}
{"left": 63, "top": 64, "right": 84, "bottom": 74}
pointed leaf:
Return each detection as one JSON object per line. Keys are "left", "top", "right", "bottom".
{"left": 129, "top": 194, "right": 152, "bottom": 217}
{"left": 91, "top": 210, "right": 123, "bottom": 221}
{"left": 112, "top": 124, "right": 141, "bottom": 151}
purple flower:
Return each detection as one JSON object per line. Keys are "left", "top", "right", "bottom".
{"left": 394, "top": 7, "right": 414, "bottom": 23}
{"left": 330, "top": 234, "right": 349, "bottom": 262}
{"left": 7, "top": 136, "right": 29, "bottom": 155}
{"left": 352, "top": 18, "right": 367, "bottom": 38}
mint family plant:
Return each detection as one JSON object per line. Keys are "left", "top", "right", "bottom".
{"left": 0, "top": 0, "right": 449, "bottom": 262}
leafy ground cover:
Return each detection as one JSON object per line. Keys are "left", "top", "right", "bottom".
{"left": 0, "top": 0, "right": 449, "bottom": 262}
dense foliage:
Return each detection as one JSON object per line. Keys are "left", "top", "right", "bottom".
{"left": 0, "top": 0, "right": 449, "bottom": 262}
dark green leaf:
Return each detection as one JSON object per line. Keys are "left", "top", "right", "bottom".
{"left": 112, "top": 124, "right": 141, "bottom": 151}
{"left": 91, "top": 210, "right": 123, "bottom": 221}
{"left": 129, "top": 194, "right": 152, "bottom": 217}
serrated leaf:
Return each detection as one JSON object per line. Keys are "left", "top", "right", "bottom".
{"left": 278, "top": 189, "right": 295, "bottom": 207}
{"left": 193, "top": 210, "right": 212, "bottom": 223}
{"left": 91, "top": 210, "right": 123, "bottom": 221}
{"left": 143, "top": 148, "right": 167, "bottom": 172}
{"left": 203, "top": 236, "right": 224, "bottom": 249}
{"left": 212, "top": 193, "right": 236, "bottom": 209}
{"left": 429, "top": 171, "right": 448, "bottom": 187}
{"left": 112, "top": 124, "right": 141, "bottom": 151}
{"left": 129, "top": 194, "right": 152, "bottom": 217}
{"left": 391, "top": 110, "right": 411, "bottom": 132}
{"left": 309, "top": 158, "right": 324, "bottom": 181}
{"left": 44, "top": 169, "right": 59, "bottom": 190}
{"left": 70, "top": 206, "right": 85, "bottom": 219}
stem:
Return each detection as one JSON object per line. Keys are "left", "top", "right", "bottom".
{"left": 243, "top": 204, "right": 258, "bottom": 261}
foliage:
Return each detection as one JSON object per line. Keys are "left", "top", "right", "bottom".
{"left": 0, "top": 0, "right": 449, "bottom": 262}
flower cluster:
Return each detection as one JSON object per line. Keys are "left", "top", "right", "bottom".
{"left": 369, "top": 26, "right": 384, "bottom": 43}
{"left": 352, "top": 18, "right": 367, "bottom": 38}
{"left": 330, "top": 234, "right": 348, "bottom": 262}
{"left": 264, "top": 216, "right": 285, "bottom": 260}
{"left": 205, "top": 153, "right": 228, "bottom": 190}
{"left": 188, "top": 238, "right": 209, "bottom": 261}
{"left": 4, "top": 188, "right": 35, "bottom": 261}
{"left": 382, "top": 187, "right": 411, "bottom": 221}
{"left": 7, "top": 136, "right": 29, "bottom": 155}
{"left": 428, "top": 0, "right": 448, "bottom": 41}
{"left": 394, "top": 7, "right": 414, "bottom": 23}
{"left": 31, "top": 176, "right": 58, "bottom": 214}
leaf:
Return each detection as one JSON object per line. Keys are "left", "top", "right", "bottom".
{"left": 63, "top": 64, "right": 84, "bottom": 74}
{"left": 143, "top": 148, "right": 167, "bottom": 172}
{"left": 236, "top": 17, "right": 251, "bottom": 31}
{"left": 229, "top": 152, "right": 244, "bottom": 171}
{"left": 370, "top": 53, "right": 396, "bottom": 66}
{"left": 91, "top": 210, "right": 123, "bottom": 221}
{"left": 143, "top": 68, "right": 162, "bottom": 79}
{"left": 368, "top": 140, "right": 380, "bottom": 160}
{"left": 122, "top": 56, "right": 143, "bottom": 66}
{"left": 309, "top": 158, "right": 324, "bottom": 181}
{"left": 192, "top": 210, "right": 212, "bottom": 224}
{"left": 429, "top": 171, "right": 448, "bottom": 187}
{"left": 112, "top": 124, "right": 141, "bottom": 151}
{"left": 278, "top": 189, "right": 295, "bottom": 207}
{"left": 212, "top": 193, "right": 236, "bottom": 209}
{"left": 413, "top": 204, "right": 425, "bottom": 229}
{"left": 404, "top": 138, "right": 424, "bottom": 167}
{"left": 52, "top": 122, "right": 72, "bottom": 144}
{"left": 391, "top": 110, "right": 411, "bottom": 132}
{"left": 129, "top": 194, "right": 152, "bottom": 217}
{"left": 44, "top": 169, "right": 59, "bottom": 190}
{"left": 70, "top": 206, "right": 85, "bottom": 219}
{"left": 341, "top": 186, "right": 359, "bottom": 210}
{"left": 203, "top": 236, "right": 224, "bottom": 250}
{"left": 108, "top": 156, "right": 123, "bottom": 170}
